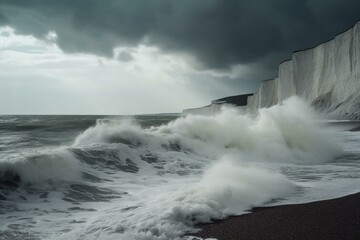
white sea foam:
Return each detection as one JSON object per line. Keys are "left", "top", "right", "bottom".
{"left": 65, "top": 160, "right": 294, "bottom": 240}
{"left": 54, "top": 97, "right": 340, "bottom": 240}
{"left": 0, "top": 97, "right": 345, "bottom": 240}
{"left": 74, "top": 97, "right": 340, "bottom": 165}
{"left": 73, "top": 118, "right": 151, "bottom": 147}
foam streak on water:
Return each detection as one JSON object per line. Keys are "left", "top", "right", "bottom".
{"left": 0, "top": 97, "right": 359, "bottom": 240}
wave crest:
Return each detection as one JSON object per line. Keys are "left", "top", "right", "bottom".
{"left": 73, "top": 97, "right": 340, "bottom": 165}
{"left": 0, "top": 149, "right": 82, "bottom": 185}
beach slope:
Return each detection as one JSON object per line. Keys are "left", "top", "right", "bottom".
{"left": 193, "top": 192, "right": 360, "bottom": 240}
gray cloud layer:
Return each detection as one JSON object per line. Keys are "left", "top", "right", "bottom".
{"left": 1, "top": 0, "right": 360, "bottom": 71}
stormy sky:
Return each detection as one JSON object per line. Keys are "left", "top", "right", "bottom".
{"left": 0, "top": 0, "right": 359, "bottom": 114}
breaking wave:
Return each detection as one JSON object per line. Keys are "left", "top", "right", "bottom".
{"left": 0, "top": 97, "right": 341, "bottom": 240}
{"left": 0, "top": 149, "right": 81, "bottom": 186}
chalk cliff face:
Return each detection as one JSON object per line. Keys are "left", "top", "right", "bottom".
{"left": 184, "top": 21, "right": 360, "bottom": 119}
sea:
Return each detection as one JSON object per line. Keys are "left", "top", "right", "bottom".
{"left": 0, "top": 97, "right": 359, "bottom": 240}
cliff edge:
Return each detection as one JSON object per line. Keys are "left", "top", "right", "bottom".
{"left": 184, "top": 21, "right": 360, "bottom": 119}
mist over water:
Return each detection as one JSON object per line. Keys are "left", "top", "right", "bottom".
{"left": 0, "top": 97, "right": 359, "bottom": 240}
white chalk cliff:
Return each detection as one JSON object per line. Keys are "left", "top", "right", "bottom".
{"left": 184, "top": 21, "right": 360, "bottom": 119}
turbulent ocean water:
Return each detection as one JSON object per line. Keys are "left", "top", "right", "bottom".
{"left": 1, "top": 97, "right": 360, "bottom": 240}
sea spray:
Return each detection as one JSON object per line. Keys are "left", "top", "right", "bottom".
{"left": 62, "top": 97, "right": 341, "bottom": 239}
{"left": 73, "top": 97, "right": 339, "bottom": 165}
{"left": 0, "top": 97, "right": 344, "bottom": 240}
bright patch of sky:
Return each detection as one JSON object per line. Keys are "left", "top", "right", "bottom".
{"left": 0, "top": 27, "right": 252, "bottom": 115}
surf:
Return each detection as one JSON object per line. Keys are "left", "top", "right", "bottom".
{"left": 0, "top": 97, "right": 345, "bottom": 240}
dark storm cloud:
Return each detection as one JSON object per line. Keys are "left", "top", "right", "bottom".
{"left": 117, "top": 50, "right": 134, "bottom": 62}
{"left": 0, "top": 0, "right": 360, "bottom": 71}
{"left": 0, "top": 9, "right": 7, "bottom": 24}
